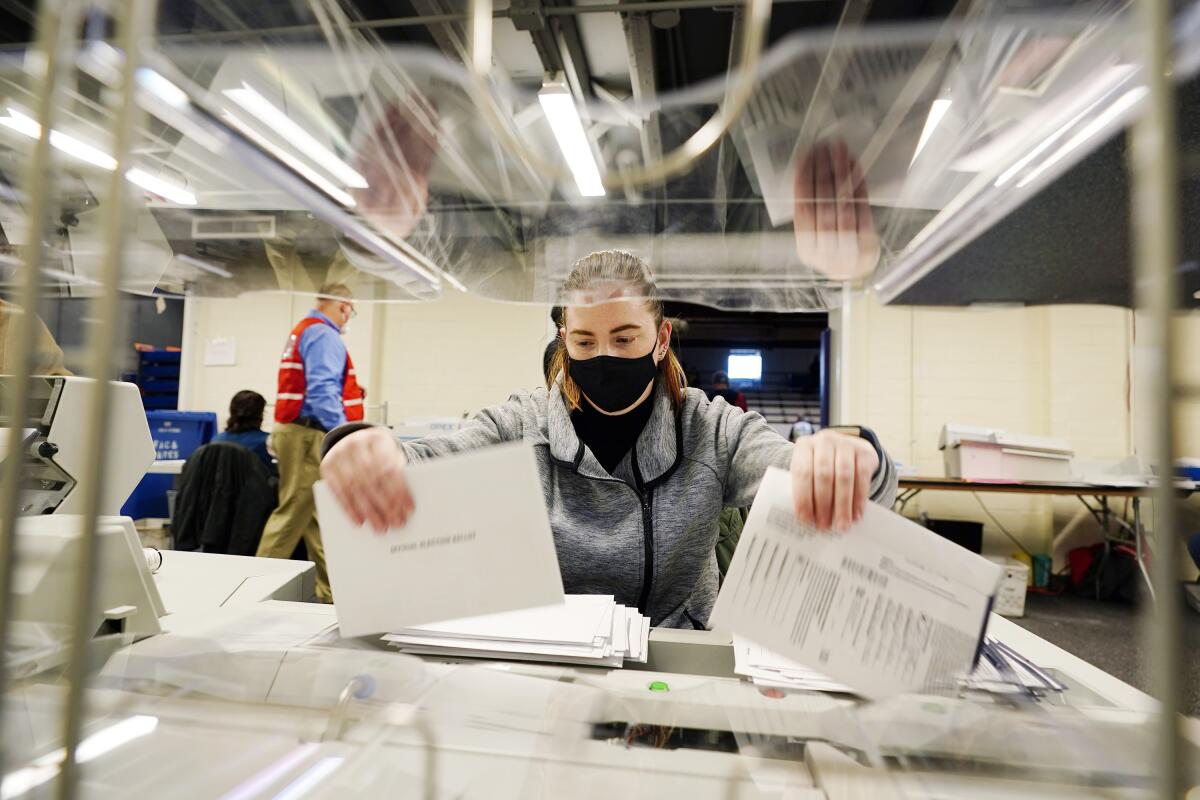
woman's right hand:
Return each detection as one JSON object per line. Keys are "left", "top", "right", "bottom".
{"left": 320, "top": 427, "right": 415, "bottom": 533}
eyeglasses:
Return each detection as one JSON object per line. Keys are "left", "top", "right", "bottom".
{"left": 344, "top": 303, "right": 358, "bottom": 319}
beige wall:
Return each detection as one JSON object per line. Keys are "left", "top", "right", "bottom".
{"left": 372, "top": 291, "right": 551, "bottom": 421}
{"left": 179, "top": 290, "right": 552, "bottom": 427}
{"left": 180, "top": 287, "right": 1200, "bottom": 574}
{"left": 838, "top": 292, "right": 1135, "bottom": 560}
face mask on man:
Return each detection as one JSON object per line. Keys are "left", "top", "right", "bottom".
{"left": 569, "top": 348, "right": 658, "bottom": 413}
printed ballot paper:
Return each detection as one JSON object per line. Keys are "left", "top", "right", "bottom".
{"left": 314, "top": 442, "right": 564, "bottom": 638}
{"left": 710, "top": 467, "right": 1002, "bottom": 699}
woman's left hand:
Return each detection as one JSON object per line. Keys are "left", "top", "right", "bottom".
{"left": 789, "top": 429, "right": 879, "bottom": 531}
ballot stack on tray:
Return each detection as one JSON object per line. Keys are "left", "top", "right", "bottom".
{"left": 382, "top": 595, "right": 651, "bottom": 668}
{"left": 732, "top": 636, "right": 854, "bottom": 693}
{"left": 733, "top": 635, "right": 1063, "bottom": 698}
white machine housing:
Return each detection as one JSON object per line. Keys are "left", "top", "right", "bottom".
{"left": 4, "top": 377, "right": 155, "bottom": 515}
{"left": 9, "top": 515, "right": 164, "bottom": 680}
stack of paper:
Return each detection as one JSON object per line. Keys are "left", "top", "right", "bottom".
{"left": 382, "top": 595, "right": 650, "bottom": 668}
{"left": 732, "top": 636, "right": 854, "bottom": 694}
{"left": 736, "top": 636, "right": 1065, "bottom": 700}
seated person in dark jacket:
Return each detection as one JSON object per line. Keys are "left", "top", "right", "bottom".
{"left": 212, "top": 390, "right": 276, "bottom": 476}
{"left": 174, "top": 442, "right": 278, "bottom": 555}
{"left": 708, "top": 371, "right": 748, "bottom": 412}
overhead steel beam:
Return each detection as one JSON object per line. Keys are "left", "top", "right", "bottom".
{"left": 620, "top": 3, "right": 662, "bottom": 168}
{"left": 410, "top": 0, "right": 470, "bottom": 61}
{"left": 510, "top": 0, "right": 596, "bottom": 101}
{"left": 547, "top": 0, "right": 594, "bottom": 99}
{"left": 146, "top": 0, "right": 824, "bottom": 45}
{"left": 510, "top": 0, "right": 564, "bottom": 75}
{"left": 713, "top": 3, "right": 743, "bottom": 225}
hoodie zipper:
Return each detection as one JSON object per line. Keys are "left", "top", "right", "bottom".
{"left": 636, "top": 490, "right": 655, "bottom": 614}
{"left": 551, "top": 418, "right": 682, "bottom": 621}
{"left": 631, "top": 447, "right": 655, "bottom": 616}
{"left": 548, "top": 459, "right": 656, "bottom": 616}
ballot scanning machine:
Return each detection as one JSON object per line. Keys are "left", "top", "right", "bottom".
{"left": 4, "top": 547, "right": 1197, "bottom": 800}
{"left": 0, "top": 380, "right": 162, "bottom": 679}
{"left": 7, "top": 516, "right": 164, "bottom": 674}
{"left": 0, "top": 377, "right": 155, "bottom": 516}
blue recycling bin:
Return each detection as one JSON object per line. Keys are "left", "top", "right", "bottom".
{"left": 120, "top": 411, "right": 218, "bottom": 519}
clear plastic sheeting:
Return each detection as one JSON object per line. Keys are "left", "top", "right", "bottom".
{"left": 0, "top": 2, "right": 1160, "bottom": 309}
{"left": 7, "top": 614, "right": 1195, "bottom": 799}
{"left": 0, "top": 465, "right": 1192, "bottom": 796}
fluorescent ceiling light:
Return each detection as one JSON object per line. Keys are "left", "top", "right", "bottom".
{"left": 992, "top": 115, "right": 1080, "bottom": 187}
{"left": 75, "top": 715, "right": 159, "bottom": 762}
{"left": 0, "top": 254, "right": 98, "bottom": 286}
{"left": 537, "top": 87, "right": 605, "bottom": 197}
{"left": 0, "top": 108, "right": 196, "bottom": 204}
{"left": 271, "top": 756, "right": 345, "bottom": 800}
{"left": 224, "top": 83, "right": 367, "bottom": 190}
{"left": 43, "top": 267, "right": 99, "bottom": 286}
{"left": 127, "top": 168, "right": 197, "bottom": 205}
{"left": 218, "top": 743, "right": 319, "bottom": 800}
{"left": 0, "top": 715, "right": 158, "bottom": 800}
{"left": 0, "top": 762, "right": 57, "bottom": 800}
{"left": 173, "top": 253, "right": 233, "bottom": 278}
{"left": 137, "top": 69, "right": 190, "bottom": 109}
{"left": 2, "top": 108, "right": 116, "bottom": 170}
{"left": 223, "top": 110, "right": 356, "bottom": 207}
{"left": 1015, "top": 87, "right": 1147, "bottom": 189}
{"left": 0, "top": 107, "right": 40, "bottom": 138}
{"left": 960, "top": 64, "right": 1140, "bottom": 182}
{"left": 910, "top": 98, "right": 951, "bottom": 166}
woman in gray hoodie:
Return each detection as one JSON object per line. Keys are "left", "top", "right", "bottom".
{"left": 321, "top": 250, "right": 897, "bottom": 628}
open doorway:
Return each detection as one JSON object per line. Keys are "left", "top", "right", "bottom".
{"left": 666, "top": 302, "right": 830, "bottom": 438}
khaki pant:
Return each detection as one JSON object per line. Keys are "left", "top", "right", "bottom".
{"left": 257, "top": 423, "right": 331, "bottom": 602}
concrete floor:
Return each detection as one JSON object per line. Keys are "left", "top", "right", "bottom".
{"left": 1013, "top": 589, "right": 1200, "bottom": 715}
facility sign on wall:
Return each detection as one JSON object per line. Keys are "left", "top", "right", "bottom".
{"left": 203, "top": 337, "right": 237, "bottom": 366}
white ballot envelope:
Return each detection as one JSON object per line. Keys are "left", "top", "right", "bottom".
{"left": 710, "top": 468, "right": 1002, "bottom": 699}
{"left": 315, "top": 442, "right": 565, "bottom": 637}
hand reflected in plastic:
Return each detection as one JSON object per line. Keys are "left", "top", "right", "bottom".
{"left": 793, "top": 141, "right": 880, "bottom": 281}
{"left": 351, "top": 95, "right": 439, "bottom": 239}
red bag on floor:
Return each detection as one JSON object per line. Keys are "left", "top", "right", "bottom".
{"left": 1069, "top": 543, "right": 1143, "bottom": 603}
{"left": 1068, "top": 544, "right": 1099, "bottom": 591}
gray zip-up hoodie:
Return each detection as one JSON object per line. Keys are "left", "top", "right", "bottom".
{"left": 329, "top": 382, "right": 897, "bottom": 629}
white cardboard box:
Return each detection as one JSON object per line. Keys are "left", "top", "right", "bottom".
{"left": 987, "top": 556, "right": 1029, "bottom": 618}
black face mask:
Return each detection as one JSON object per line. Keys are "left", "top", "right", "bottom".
{"left": 569, "top": 350, "right": 658, "bottom": 413}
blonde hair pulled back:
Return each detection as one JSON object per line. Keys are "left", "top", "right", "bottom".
{"left": 547, "top": 250, "right": 687, "bottom": 411}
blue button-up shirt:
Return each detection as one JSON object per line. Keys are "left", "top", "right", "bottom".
{"left": 297, "top": 310, "right": 348, "bottom": 431}
{"left": 212, "top": 429, "right": 275, "bottom": 475}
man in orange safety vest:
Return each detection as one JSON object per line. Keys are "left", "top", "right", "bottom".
{"left": 257, "top": 283, "right": 364, "bottom": 602}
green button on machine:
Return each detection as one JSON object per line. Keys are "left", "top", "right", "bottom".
{"left": 648, "top": 680, "right": 669, "bottom": 693}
